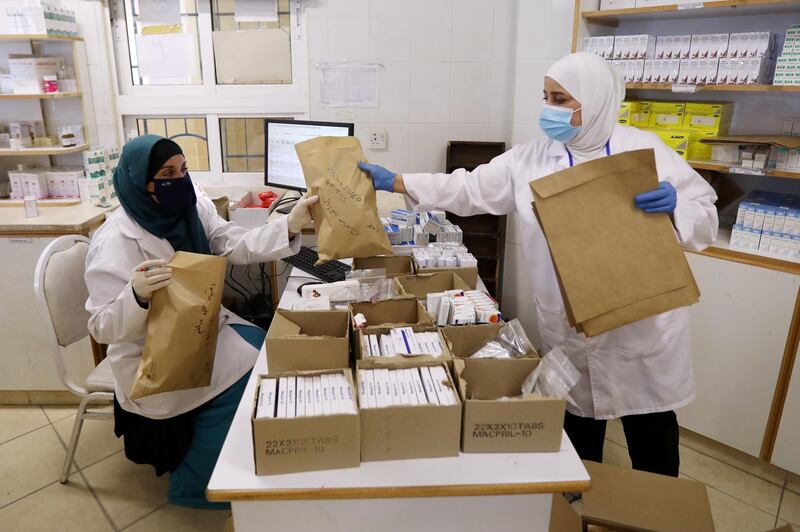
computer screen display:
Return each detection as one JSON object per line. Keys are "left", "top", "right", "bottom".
{"left": 264, "top": 119, "right": 354, "bottom": 191}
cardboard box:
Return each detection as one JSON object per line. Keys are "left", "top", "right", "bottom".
{"left": 356, "top": 360, "right": 461, "bottom": 461}
{"left": 549, "top": 494, "right": 581, "bottom": 532}
{"left": 646, "top": 128, "right": 693, "bottom": 159}
{"left": 647, "top": 102, "right": 685, "bottom": 129}
{"left": 355, "top": 324, "right": 453, "bottom": 364}
{"left": 441, "top": 322, "right": 540, "bottom": 361}
{"left": 352, "top": 255, "right": 415, "bottom": 278}
{"left": 349, "top": 296, "right": 433, "bottom": 329}
{"left": 229, "top": 190, "right": 285, "bottom": 229}
{"left": 413, "top": 264, "right": 479, "bottom": 289}
{"left": 265, "top": 310, "right": 350, "bottom": 373}
{"left": 581, "top": 460, "right": 715, "bottom": 532}
{"left": 394, "top": 272, "right": 472, "bottom": 300}
{"left": 453, "top": 358, "right": 565, "bottom": 453}
{"left": 682, "top": 102, "right": 732, "bottom": 133}
{"left": 251, "top": 368, "right": 360, "bottom": 475}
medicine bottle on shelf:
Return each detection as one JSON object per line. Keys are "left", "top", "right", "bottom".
{"left": 60, "top": 128, "right": 76, "bottom": 148}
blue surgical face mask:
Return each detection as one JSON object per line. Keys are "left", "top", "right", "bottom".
{"left": 539, "top": 103, "right": 582, "bottom": 143}
{"left": 154, "top": 172, "right": 196, "bottom": 212}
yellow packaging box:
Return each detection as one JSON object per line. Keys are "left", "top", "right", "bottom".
{"left": 647, "top": 128, "right": 693, "bottom": 159}
{"left": 682, "top": 102, "right": 732, "bottom": 133}
{"left": 632, "top": 101, "right": 651, "bottom": 128}
{"left": 619, "top": 101, "right": 636, "bottom": 125}
{"left": 648, "top": 102, "right": 686, "bottom": 129}
{"left": 687, "top": 131, "right": 719, "bottom": 161}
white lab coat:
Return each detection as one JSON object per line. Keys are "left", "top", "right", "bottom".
{"left": 404, "top": 125, "right": 719, "bottom": 419}
{"left": 85, "top": 187, "right": 301, "bottom": 419}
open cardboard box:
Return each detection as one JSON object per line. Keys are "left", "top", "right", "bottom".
{"left": 265, "top": 310, "right": 350, "bottom": 373}
{"left": 581, "top": 460, "right": 715, "bottom": 532}
{"left": 251, "top": 368, "right": 360, "bottom": 476}
{"left": 356, "top": 359, "right": 461, "bottom": 461}
{"left": 452, "top": 358, "right": 564, "bottom": 453}
{"left": 352, "top": 255, "right": 416, "bottom": 278}
{"left": 355, "top": 323, "right": 453, "bottom": 365}
{"left": 229, "top": 189, "right": 285, "bottom": 229}
{"left": 413, "top": 261, "right": 479, "bottom": 289}
{"left": 550, "top": 493, "right": 581, "bottom": 532}
{"left": 394, "top": 272, "right": 472, "bottom": 300}
{"left": 349, "top": 296, "right": 432, "bottom": 329}
{"left": 441, "top": 322, "right": 539, "bottom": 363}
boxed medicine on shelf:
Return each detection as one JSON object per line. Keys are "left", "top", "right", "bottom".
{"left": 251, "top": 369, "right": 360, "bottom": 475}
{"left": 7, "top": 56, "right": 64, "bottom": 94}
{"left": 265, "top": 310, "right": 350, "bottom": 373}
{"left": 452, "top": 358, "right": 565, "bottom": 453}
{"left": 356, "top": 361, "right": 461, "bottom": 461}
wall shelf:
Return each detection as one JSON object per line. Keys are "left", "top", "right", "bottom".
{"left": 0, "top": 92, "right": 81, "bottom": 100}
{"left": 688, "top": 160, "right": 800, "bottom": 180}
{"left": 0, "top": 144, "right": 88, "bottom": 157}
{"left": 688, "top": 227, "right": 800, "bottom": 276}
{"left": 583, "top": 0, "right": 800, "bottom": 25}
{"left": 0, "top": 34, "right": 82, "bottom": 42}
{"left": 626, "top": 83, "right": 800, "bottom": 92}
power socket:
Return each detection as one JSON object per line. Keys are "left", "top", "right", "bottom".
{"left": 368, "top": 129, "right": 387, "bottom": 150}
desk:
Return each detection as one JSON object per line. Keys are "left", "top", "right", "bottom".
{"left": 208, "top": 272, "right": 591, "bottom": 532}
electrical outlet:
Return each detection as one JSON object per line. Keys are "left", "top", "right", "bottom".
{"left": 368, "top": 129, "right": 387, "bottom": 150}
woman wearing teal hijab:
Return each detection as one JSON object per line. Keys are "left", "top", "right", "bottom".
{"left": 85, "top": 135, "right": 317, "bottom": 509}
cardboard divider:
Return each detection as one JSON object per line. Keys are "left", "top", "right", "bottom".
{"left": 453, "top": 359, "right": 565, "bottom": 453}
{"left": 354, "top": 324, "right": 453, "bottom": 365}
{"left": 355, "top": 359, "right": 461, "bottom": 461}
{"left": 394, "top": 272, "right": 472, "bottom": 300}
{"left": 265, "top": 310, "right": 350, "bottom": 373}
{"left": 352, "top": 255, "right": 416, "bottom": 278}
{"left": 348, "top": 296, "right": 433, "bottom": 328}
{"left": 251, "top": 368, "right": 360, "bottom": 475}
{"left": 412, "top": 262, "right": 479, "bottom": 289}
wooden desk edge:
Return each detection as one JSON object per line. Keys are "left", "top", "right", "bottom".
{"left": 206, "top": 479, "right": 592, "bottom": 502}
{"left": 0, "top": 217, "right": 107, "bottom": 237}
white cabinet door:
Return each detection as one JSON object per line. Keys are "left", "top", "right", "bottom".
{"left": 679, "top": 253, "right": 799, "bottom": 457}
{"left": 771, "top": 343, "right": 800, "bottom": 474}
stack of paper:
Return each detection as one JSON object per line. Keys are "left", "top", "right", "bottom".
{"left": 529, "top": 149, "right": 699, "bottom": 337}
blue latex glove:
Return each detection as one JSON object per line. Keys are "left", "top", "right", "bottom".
{"left": 635, "top": 181, "right": 677, "bottom": 214}
{"left": 358, "top": 161, "right": 396, "bottom": 192}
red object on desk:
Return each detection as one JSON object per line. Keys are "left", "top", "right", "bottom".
{"left": 245, "top": 191, "right": 279, "bottom": 208}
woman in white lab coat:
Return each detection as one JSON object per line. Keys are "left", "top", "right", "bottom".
{"left": 85, "top": 135, "right": 316, "bottom": 508}
{"left": 359, "top": 53, "right": 718, "bottom": 476}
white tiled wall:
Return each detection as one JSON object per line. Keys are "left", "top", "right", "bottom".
{"left": 503, "top": 0, "right": 575, "bottom": 342}
{"left": 307, "top": 0, "right": 518, "bottom": 174}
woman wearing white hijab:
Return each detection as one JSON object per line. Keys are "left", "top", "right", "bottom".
{"left": 359, "top": 52, "right": 718, "bottom": 476}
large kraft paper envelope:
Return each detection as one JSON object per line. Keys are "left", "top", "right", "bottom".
{"left": 295, "top": 136, "right": 392, "bottom": 263}
{"left": 530, "top": 149, "right": 699, "bottom": 336}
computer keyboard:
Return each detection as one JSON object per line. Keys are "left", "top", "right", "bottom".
{"left": 282, "top": 246, "right": 351, "bottom": 283}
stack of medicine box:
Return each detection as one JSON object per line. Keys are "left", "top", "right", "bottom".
{"left": 427, "top": 289, "right": 502, "bottom": 326}
{"left": 45, "top": 167, "right": 83, "bottom": 198}
{"left": 384, "top": 209, "right": 463, "bottom": 246}
{"left": 81, "top": 147, "right": 119, "bottom": 206}
{"left": 8, "top": 166, "right": 49, "bottom": 199}
{"left": 5, "top": 1, "right": 80, "bottom": 37}
{"left": 774, "top": 25, "right": 800, "bottom": 86}
{"left": 619, "top": 100, "right": 732, "bottom": 161}
{"left": 730, "top": 190, "right": 800, "bottom": 261}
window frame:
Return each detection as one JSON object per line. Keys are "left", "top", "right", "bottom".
{"left": 109, "top": 0, "right": 309, "bottom": 186}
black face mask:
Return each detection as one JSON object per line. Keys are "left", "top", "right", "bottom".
{"left": 154, "top": 172, "right": 196, "bottom": 212}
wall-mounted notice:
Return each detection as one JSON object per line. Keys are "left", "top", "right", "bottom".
{"left": 319, "top": 61, "right": 383, "bottom": 108}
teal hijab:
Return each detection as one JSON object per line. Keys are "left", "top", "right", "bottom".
{"left": 113, "top": 135, "right": 211, "bottom": 254}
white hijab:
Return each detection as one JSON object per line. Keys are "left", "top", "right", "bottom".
{"left": 545, "top": 52, "right": 626, "bottom": 164}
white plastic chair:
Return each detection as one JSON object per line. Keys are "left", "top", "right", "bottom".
{"left": 33, "top": 234, "right": 115, "bottom": 483}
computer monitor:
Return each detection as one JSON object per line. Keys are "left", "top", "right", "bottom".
{"left": 264, "top": 119, "right": 355, "bottom": 192}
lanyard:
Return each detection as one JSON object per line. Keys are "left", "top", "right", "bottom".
{"left": 565, "top": 141, "right": 611, "bottom": 168}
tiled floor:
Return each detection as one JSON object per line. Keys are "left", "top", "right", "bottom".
{"left": 0, "top": 405, "right": 797, "bottom": 531}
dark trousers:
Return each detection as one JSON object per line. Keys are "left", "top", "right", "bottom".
{"left": 564, "top": 410, "right": 680, "bottom": 477}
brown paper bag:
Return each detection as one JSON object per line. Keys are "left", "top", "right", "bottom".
{"left": 130, "top": 251, "right": 228, "bottom": 399}
{"left": 530, "top": 149, "right": 699, "bottom": 337}
{"left": 295, "top": 136, "right": 392, "bottom": 263}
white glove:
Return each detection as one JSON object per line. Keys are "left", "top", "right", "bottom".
{"left": 287, "top": 195, "right": 319, "bottom": 234}
{"left": 131, "top": 259, "right": 172, "bottom": 302}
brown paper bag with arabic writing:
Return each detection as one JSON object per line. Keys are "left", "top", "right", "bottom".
{"left": 130, "top": 251, "right": 227, "bottom": 399}
{"left": 295, "top": 136, "right": 392, "bottom": 263}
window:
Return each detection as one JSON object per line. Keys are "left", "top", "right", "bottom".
{"left": 123, "top": 0, "right": 203, "bottom": 86}
{"left": 136, "top": 117, "right": 210, "bottom": 171}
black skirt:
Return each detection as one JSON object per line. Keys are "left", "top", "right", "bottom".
{"left": 113, "top": 395, "right": 198, "bottom": 476}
